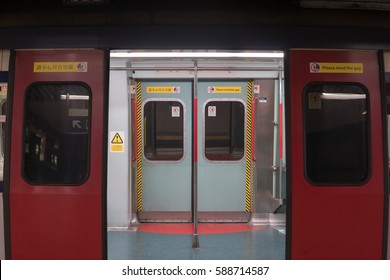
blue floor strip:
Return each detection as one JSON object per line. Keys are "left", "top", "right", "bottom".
{"left": 108, "top": 227, "right": 285, "bottom": 260}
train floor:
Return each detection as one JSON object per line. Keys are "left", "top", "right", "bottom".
{"left": 107, "top": 223, "right": 285, "bottom": 260}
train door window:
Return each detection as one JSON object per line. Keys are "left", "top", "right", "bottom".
{"left": 23, "top": 83, "right": 91, "bottom": 185}
{"left": 204, "top": 100, "right": 245, "bottom": 161}
{"left": 143, "top": 100, "right": 184, "bottom": 161}
{"left": 0, "top": 99, "right": 5, "bottom": 183}
{"left": 304, "top": 83, "right": 369, "bottom": 185}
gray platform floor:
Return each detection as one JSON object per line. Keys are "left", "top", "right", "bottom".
{"left": 108, "top": 226, "right": 285, "bottom": 260}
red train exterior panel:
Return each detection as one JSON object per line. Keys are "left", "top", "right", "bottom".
{"left": 289, "top": 50, "right": 385, "bottom": 259}
{"left": 7, "top": 50, "right": 106, "bottom": 259}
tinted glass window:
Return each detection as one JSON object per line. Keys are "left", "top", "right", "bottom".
{"left": 304, "top": 83, "right": 369, "bottom": 184}
{"left": 24, "top": 83, "right": 90, "bottom": 185}
{"left": 205, "top": 101, "right": 245, "bottom": 161}
{"left": 143, "top": 100, "right": 184, "bottom": 161}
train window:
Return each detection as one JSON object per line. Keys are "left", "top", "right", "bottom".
{"left": 23, "top": 83, "right": 91, "bottom": 185}
{"left": 204, "top": 100, "right": 245, "bottom": 161}
{"left": 143, "top": 100, "right": 184, "bottom": 161}
{"left": 304, "top": 83, "right": 369, "bottom": 185}
{"left": 0, "top": 99, "right": 5, "bottom": 183}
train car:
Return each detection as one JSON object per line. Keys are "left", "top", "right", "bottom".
{"left": 0, "top": 1, "right": 389, "bottom": 260}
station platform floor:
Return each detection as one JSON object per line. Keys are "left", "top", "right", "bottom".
{"left": 107, "top": 223, "right": 285, "bottom": 260}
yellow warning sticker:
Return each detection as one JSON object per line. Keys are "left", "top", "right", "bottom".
{"left": 310, "top": 62, "right": 363, "bottom": 74}
{"left": 111, "top": 145, "right": 124, "bottom": 152}
{"left": 208, "top": 86, "right": 242, "bottom": 94}
{"left": 110, "top": 131, "right": 125, "bottom": 153}
{"left": 33, "top": 62, "right": 88, "bottom": 73}
{"left": 111, "top": 133, "right": 124, "bottom": 144}
{"left": 146, "top": 86, "right": 180, "bottom": 94}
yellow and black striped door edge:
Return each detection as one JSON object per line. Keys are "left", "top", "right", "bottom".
{"left": 245, "top": 80, "right": 254, "bottom": 212}
{"left": 136, "top": 80, "right": 143, "bottom": 212}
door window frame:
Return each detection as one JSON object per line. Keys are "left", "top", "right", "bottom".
{"left": 142, "top": 98, "right": 187, "bottom": 163}
{"left": 202, "top": 98, "right": 247, "bottom": 163}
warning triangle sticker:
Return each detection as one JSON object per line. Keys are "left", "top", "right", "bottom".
{"left": 111, "top": 133, "right": 123, "bottom": 144}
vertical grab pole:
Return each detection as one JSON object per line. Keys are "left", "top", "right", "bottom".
{"left": 278, "top": 70, "right": 284, "bottom": 201}
{"left": 192, "top": 61, "right": 199, "bottom": 248}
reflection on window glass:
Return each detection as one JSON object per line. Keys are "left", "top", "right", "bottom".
{"left": 144, "top": 100, "right": 184, "bottom": 161}
{"left": 24, "top": 83, "right": 90, "bottom": 185}
{"left": 205, "top": 101, "right": 245, "bottom": 161}
{"left": 304, "top": 83, "right": 369, "bottom": 184}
